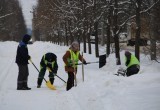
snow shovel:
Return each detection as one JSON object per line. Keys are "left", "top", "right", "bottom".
{"left": 73, "top": 63, "right": 77, "bottom": 87}
{"left": 71, "top": 59, "right": 77, "bottom": 87}
{"left": 99, "top": 54, "right": 106, "bottom": 68}
{"left": 76, "top": 54, "right": 107, "bottom": 68}
{"left": 74, "top": 71, "right": 77, "bottom": 87}
{"left": 29, "top": 59, "right": 56, "bottom": 90}
{"left": 81, "top": 52, "right": 84, "bottom": 82}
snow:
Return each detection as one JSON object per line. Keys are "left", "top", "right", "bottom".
{"left": 18, "top": 0, "right": 37, "bottom": 29}
{"left": 0, "top": 41, "right": 160, "bottom": 110}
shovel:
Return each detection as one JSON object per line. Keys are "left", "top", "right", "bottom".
{"left": 29, "top": 59, "right": 56, "bottom": 90}
{"left": 47, "top": 67, "right": 67, "bottom": 83}
{"left": 76, "top": 54, "right": 107, "bottom": 68}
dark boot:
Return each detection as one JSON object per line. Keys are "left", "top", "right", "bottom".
{"left": 23, "top": 82, "right": 31, "bottom": 90}
{"left": 37, "top": 78, "right": 43, "bottom": 88}
{"left": 17, "top": 82, "right": 23, "bottom": 90}
{"left": 17, "top": 83, "right": 31, "bottom": 90}
{"left": 49, "top": 78, "right": 54, "bottom": 85}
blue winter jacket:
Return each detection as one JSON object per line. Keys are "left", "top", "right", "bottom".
{"left": 15, "top": 41, "right": 30, "bottom": 65}
{"left": 16, "top": 34, "right": 31, "bottom": 65}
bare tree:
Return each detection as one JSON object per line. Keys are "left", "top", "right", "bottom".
{"left": 0, "top": 0, "right": 27, "bottom": 41}
{"left": 32, "top": 0, "right": 160, "bottom": 61}
{"left": 150, "top": 0, "right": 160, "bottom": 60}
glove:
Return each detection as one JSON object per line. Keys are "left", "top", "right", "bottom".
{"left": 47, "top": 67, "right": 52, "bottom": 72}
{"left": 28, "top": 55, "right": 31, "bottom": 60}
{"left": 83, "top": 61, "right": 87, "bottom": 65}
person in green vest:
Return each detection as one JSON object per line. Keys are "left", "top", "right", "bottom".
{"left": 63, "top": 41, "right": 87, "bottom": 91}
{"left": 125, "top": 51, "right": 140, "bottom": 76}
{"left": 37, "top": 53, "right": 58, "bottom": 88}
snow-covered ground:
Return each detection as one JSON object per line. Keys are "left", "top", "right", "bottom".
{"left": 0, "top": 41, "right": 160, "bottom": 110}
{"left": 18, "top": 0, "right": 37, "bottom": 29}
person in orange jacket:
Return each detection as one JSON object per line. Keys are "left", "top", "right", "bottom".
{"left": 63, "top": 41, "right": 87, "bottom": 91}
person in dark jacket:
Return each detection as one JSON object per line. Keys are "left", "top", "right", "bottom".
{"left": 125, "top": 51, "right": 140, "bottom": 76}
{"left": 37, "top": 53, "right": 58, "bottom": 88}
{"left": 16, "top": 34, "right": 31, "bottom": 90}
{"left": 63, "top": 41, "right": 87, "bottom": 91}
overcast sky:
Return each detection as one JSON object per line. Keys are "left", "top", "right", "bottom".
{"left": 18, "top": 0, "right": 37, "bottom": 29}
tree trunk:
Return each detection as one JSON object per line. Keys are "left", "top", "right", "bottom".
{"left": 101, "top": 20, "right": 105, "bottom": 46}
{"left": 94, "top": 21, "right": 99, "bottom": 57}
{"left": 135, "top": 0, "right": 142, "bottom": 61}
{"left": 87, "top": 25, "right": 92, "bottom": 54}
{"left": 82, "top": 31, "right": 87, "bottom": 53}
{"left": 106, "top": 4, "right": 111, "bottom": 56}
{"left": 65, "top": 21, "right": 69, "bottom": 46}
{"left": 113, "top": 0, "right": 121, "bottom": 65}
{"left": 150, "top": 0, "right": 158, "bottom": 60}
{"left": 68, "top": 20, "right": 73, "bottom": 44}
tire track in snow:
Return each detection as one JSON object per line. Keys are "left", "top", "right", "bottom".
{"left": 0, "top": 58, "right": 15, "bottom": 108}
{"left": 0, "top": 58, "right": 15, "bottom": 90}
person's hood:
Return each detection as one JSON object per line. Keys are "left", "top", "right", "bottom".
{"left": 22, "top": 34, "right": 31, "bottom": 44}
{"left": 125, "top": 51, "right": 131, "bottom": 57}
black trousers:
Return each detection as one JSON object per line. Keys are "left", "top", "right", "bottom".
{"left": 66, "top": 72, "right": 75, "bottom": 91}
{"left": 37, "top": 67, "right": 55, "bottom": 86}
{"left": 126, "top": 65, "right": 140, "bottom": 77}
{"left": 17, "top": 64, "right": 29, "bottom": 88}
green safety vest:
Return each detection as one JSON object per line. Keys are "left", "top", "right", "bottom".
{"left": 125, "top": 54, "right": 140, "bottom": 68}
{"left": 40, "top": 54, "right": 55, "bottom": 69}
{"left": 67, "top": 49, "right": 80, "bottom": 68}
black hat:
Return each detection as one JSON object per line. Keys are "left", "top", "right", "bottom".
{"left": 125, "top": 51, "right": 131, "bottom": 56}
{"left": 47, "top": 53, "right": 56, "bottom": 62}
{"left": 22, "top": 34, "right": 31, "bottom": 44}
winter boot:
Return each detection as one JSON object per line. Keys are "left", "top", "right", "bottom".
{"left": 49, "top": 78, "right": 54, "bottom": 85}
{"left": 37, "top": 78, "right": 43, "bottom": 88}
{"left": 17, "top": 82, "right": 24, "bottom": 90}
{"left": 23, "top": 82, "right": 31, "bottom": 90}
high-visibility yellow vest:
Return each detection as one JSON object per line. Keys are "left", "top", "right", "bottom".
{"left": 67, "top": 49, "right": 79, "bottom": 68}
{"left": 125, "top": 54, "right": 140, "bottom": 68}
{"left": 40, "top": 54, "right": 55, "bottom": 69}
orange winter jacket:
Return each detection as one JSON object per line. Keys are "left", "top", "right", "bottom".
{"left": 63, "top": 49, "right": 85, "bottom": 72}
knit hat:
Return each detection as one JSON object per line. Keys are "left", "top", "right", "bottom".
{"left": 46, "top": 53, "right": 56, "bottom": 62}
{"left": 71, "top": 41, "right": 79, "bottom": 51}
{"left": 71, "top": 41, "right": 79, "bottom": 46}
{"left": 125, "top": 50, "right": 131, "bottom": 56}
{"left": 22, "top": 34, "right": 31, "bottom": 44}
{"left": 125, "top": 51, "right": 131, "bottom": 57}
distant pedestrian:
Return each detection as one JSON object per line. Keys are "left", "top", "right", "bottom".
{"left": 16, "top": 34, "right": 31, "bottom": 90}
{"left": 37, "top": 52, "right": 58, "bottom": 88}
{"left": 125, "top": 51, "right": 140, "bottom": 76}
{"left": 63, "top": 41, "right": 87, "bottom": 91}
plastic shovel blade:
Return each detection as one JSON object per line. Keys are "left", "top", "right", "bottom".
{"left": 99, "top": 54, "right": 106, "bottom": 68}
{"left": 46, "top": 81, "right": 56, "bottom": 90}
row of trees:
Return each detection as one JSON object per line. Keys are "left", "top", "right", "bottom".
{"left": 0, "top": 0, "right": 27, "bottom": 41}
{"left": 32, "top": 0, "right": 160, "bottom": 64}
